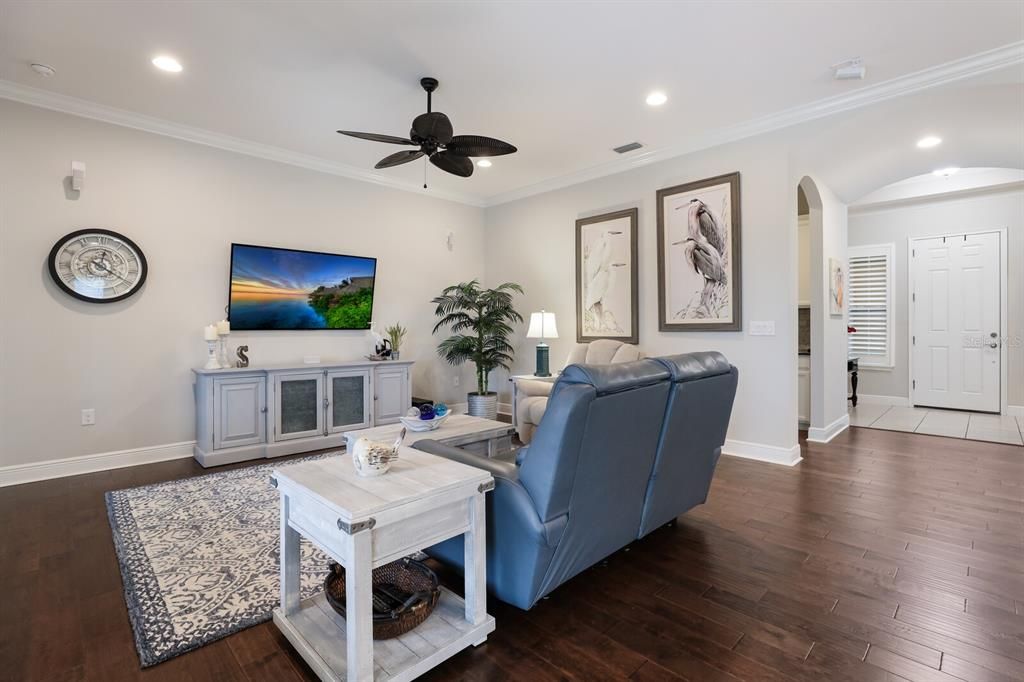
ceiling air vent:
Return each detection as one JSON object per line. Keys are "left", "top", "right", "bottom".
{"left": 612, "top": 142, "right": 643, "bottom": 154}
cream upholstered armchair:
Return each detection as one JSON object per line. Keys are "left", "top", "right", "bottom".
{"left": 515, "top": 339, "right": 642, "bottom": 443}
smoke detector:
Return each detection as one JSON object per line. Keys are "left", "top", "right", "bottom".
{"left": 832, "top": 58, "right": 866, "bottom": 81}
{"left": 30, "top": 63, "right": 56, "bottom": 77}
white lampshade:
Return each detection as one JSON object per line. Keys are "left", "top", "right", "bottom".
{"left": 526, "top": 311, "right": 558, "bottom": 339}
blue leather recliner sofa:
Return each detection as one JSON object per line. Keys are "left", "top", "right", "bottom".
{"left": 412, "top": 351, "right": 738, "bottom": 610}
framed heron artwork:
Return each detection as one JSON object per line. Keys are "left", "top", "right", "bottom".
{"left": 575, "top": 207, "right": 639, "bottom": 344}
{"left": 656, "top": 172, "right": 742, "bottom": 331}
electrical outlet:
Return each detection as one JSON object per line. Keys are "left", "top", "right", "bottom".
{"left": 453, "top": 375, "right": 461, "bottom": 387}
{"left": 81, "top": 408, "right": 96, "bottom": 426}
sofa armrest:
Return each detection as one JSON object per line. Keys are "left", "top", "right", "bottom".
{"left": 516, "top": 379, "right": 555, "bottom": 398}
{"left": 412, "top": 440, "right": 519, "bottom": 481}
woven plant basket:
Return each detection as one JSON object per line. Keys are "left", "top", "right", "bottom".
{"left": 323, "top": 558, "right": 441, "bottom": 640}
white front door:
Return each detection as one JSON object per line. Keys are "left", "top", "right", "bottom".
{"left": 911, "top": 232, "right": 1001, "bottom": 412}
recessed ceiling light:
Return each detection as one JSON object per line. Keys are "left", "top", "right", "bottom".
{"left": 932, "top": 167, "right": 959, "bottom": 177}
{"left": 645, "top": 91, "right": 667, "bottom": 107}
{"left": 29, "top": 63, "right": 56, "bottom": 77}
{"left": 152, "top": 55, "right": 183, "bottom": 73}
{"left": 917, "top": 136, "right": 942, "bottom": 149}
{"left": 476, "top": 159, "right": 492, "bottom": 168}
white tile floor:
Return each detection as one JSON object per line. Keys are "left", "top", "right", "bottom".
{"left": 849, "top": 404, "right": 1024, "bottom": 445}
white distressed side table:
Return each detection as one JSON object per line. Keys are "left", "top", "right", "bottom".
{"left": 344, "top": 414, "right": 514, "bottom": 460}
{"left": 271, "top": 448, "right": 495, "bottom": 681}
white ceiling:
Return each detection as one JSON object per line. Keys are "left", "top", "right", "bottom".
{"left": 850, "top": 168, "right": 1024, "bottom": 208}
{"left": 1, "top": 1, "right": 1022, "bottom": 205}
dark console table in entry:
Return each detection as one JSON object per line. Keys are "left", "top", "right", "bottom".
{"left": 848, "top": 357, "right": 859, "bottom": 407}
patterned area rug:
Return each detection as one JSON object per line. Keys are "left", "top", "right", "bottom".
{"left": 106, "top": 453, "right": 335, "bottom": 667}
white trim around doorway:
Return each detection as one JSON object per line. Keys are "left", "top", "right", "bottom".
{"left": 906, "top": 227, "right": 1009, "bottom": 415}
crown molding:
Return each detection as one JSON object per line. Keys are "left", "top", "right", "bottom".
{"left": 0, "top": 79, "right": 487, "bottom": 208}
{"left": 2, "top": 41, "right": 1020, "bottom": 211}
{"left": 484, "top": 41, "right": 1024, "bottom": 207}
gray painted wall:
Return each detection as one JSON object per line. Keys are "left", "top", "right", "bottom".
{"left": 0, "top": 100, "right": 487, "bottom": 467}
{"left": 484, "top": 134, "right": 827, "bottom": 454}
{"left": 847, "top": 187, "right": 1024, "bottom": 405}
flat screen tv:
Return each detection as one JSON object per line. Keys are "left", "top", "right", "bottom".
{"left": 228, "top": 243, "right": 377, "bottom": 330}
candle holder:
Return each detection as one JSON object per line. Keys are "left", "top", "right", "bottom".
{"left": 217, "top": 332, "right": 231, "bottom": 368}
{"left": 204, "top": 340, "right": 222, "bottom": 369}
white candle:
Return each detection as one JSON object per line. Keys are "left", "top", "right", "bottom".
{"left": 216, "top": 319, "right": 231, "bottom": 335}
{"left": 204, "top": 324, "right": 219, "bottom": 341}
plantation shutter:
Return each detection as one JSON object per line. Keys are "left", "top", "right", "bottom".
{"left": 848, "top": 244, "right": 893, "bottom": 367}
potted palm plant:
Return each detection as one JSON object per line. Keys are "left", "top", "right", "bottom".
{"left": 432, "top": 280, "right": 524, "bottom": 419}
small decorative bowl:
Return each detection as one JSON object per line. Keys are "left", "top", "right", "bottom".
{"left": 399, "top": 413, "right": 450, "bottom": 432}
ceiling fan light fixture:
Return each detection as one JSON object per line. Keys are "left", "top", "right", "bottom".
{"left": 337, "top": 77, "right": 516, "bottom": 180}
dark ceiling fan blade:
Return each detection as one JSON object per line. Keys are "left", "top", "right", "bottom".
{"left": 337, "top": 130, "right": 416, "bottom": 145}
{"left": 375, "top": 150, "right": 425, "bottom": 169}
{"left": 411, "top": 112, "right": 453, "bottom": 145}
{"left": 446, "top": 135, "right": 517, "bottom": 157}
{"left": 430, "top": 151, "right": 474, "bottom": 177}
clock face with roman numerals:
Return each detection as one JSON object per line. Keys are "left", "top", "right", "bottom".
{"left": 48, "top": 229, "right": 148, "bottom": 303}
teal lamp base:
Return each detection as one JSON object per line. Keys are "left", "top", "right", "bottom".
{"left": 534, "top": 343, "right": 551, "bottom": 377}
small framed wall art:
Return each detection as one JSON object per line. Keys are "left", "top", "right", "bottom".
{"left": 575, "top": 207, "right": 639, "bottom": 344}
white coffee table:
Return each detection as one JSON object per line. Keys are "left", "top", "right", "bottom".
{"left": 271, "top": 447, "right": 495, "bottom": 682}
{"left": 344, "top": 414, "right": 514, "bottom": 459}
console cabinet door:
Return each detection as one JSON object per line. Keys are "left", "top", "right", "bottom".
{"left": 327, "top": 369, "right": 372, "bottom": 433}
{"left": 213, "top": 376, "right": 266, "bottom": 450}
{"left": 273, "top": 372, "right": 325, "bottom": 441}
{"left": 374, "top": 366, "right": 410, "bottom": 425}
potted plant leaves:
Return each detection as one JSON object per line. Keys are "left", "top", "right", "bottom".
{"left": 432, "top": 280, "right": 524, "bottom": 419}
{"left": 386, "top": 323, "right": 407, "bottom": 360}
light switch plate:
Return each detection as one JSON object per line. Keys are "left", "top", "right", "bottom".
{"left": 749, "top": 321, "right": 776, "bottom": 336}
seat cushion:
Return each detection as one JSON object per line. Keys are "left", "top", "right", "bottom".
{"left": 522, "top": 396, "right": 549, "bottom": 425}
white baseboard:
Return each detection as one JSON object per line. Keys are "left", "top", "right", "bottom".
{"left": 498, "top": 402, "right": 512, "bottom": 416}
{"left": 807, "top": 414, "right": 850, "bottom": 443}
{"left": 1007, "top": 405, "right": 1024, "bottom": 418}
{"left": 0, "top": 440, "right": 195, "bottom": 488}
{"left": 857, "top": 394, "right": 912, "bottom": 407}
{"left": 722, "top": 439, "right": 803, "bottom": 467}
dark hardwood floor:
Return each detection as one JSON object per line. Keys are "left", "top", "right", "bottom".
{"left": 2, "top": 426, "right": 1023, "bottom": 681}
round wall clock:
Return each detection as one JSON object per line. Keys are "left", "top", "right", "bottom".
{"left": 47, "top": 228, "right": 148, "bottom": 303}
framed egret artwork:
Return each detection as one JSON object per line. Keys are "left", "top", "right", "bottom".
{"left": 656, "top": 172, "right": 742, "bottom": 331}
{"left": 575, "top": 207, "right": 639, "bottom": 344}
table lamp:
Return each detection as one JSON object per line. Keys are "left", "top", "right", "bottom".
{"left": 526, "top": 310, "right": 558, "bottom": 377}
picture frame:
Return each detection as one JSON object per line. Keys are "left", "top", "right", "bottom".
{"left": 656, "top": 172, "right": 742, "bottom": 331}
{"left": 575, "top": 207, "right": 639, "bottom": 344}
{"left": 829, "top": 257, "right": 844, "bottom": 316}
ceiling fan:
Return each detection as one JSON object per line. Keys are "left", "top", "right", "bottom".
{"left": 338, "top": 77, "right": 517, "bottom": 183}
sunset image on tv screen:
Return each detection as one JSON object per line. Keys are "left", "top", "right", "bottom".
{"left": 228, "top": 244, "right": 377, "bottom": 330}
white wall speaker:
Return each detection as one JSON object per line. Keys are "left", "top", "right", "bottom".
{"left": 71, "top": 161, "right": 86, "bottom": 191}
